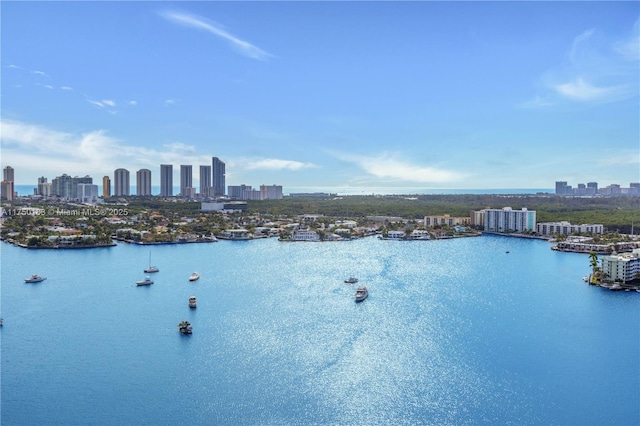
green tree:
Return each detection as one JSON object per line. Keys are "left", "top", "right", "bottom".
{"left": 588, "top": 251, "right": 599, "bottom": 284}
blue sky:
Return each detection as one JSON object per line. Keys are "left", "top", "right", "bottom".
{"left": 1, "top": 1, "right": 639, "bottom": 193}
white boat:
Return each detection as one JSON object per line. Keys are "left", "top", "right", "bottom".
{"left": 189, "top": 296, "right": 197, "bottom": 308}
{"left": 178, "top": 320, "right": 193, "bottom": 334}
{"left": 136, "top": 276, "right": 154, "bottom": 286}
{"left": 344, "top": 277, "right": 359, "bottom": 284}
{"left": 144, "top": 252, "right": 159, "bottom": 273}
{"left": 189, "top": 272, "right": 200, "bottom": 282}
{"left": 25, "top": 274, "right": 46, "bottom": 283}
{"left": 355, "top": 286, "right": 368, "bottom": 302}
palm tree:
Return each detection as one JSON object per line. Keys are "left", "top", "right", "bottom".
{"left": 589, "top": 251, "right": 599, "bottom": 284}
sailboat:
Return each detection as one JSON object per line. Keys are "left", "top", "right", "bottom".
{"left": 144, "top": 252, "right": 159, "bottom": 273}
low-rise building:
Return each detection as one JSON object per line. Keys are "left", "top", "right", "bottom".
{"left": 600, "top": 249, "right": 640, "bottom": 283}
{"left": 537, "top": 221, "right": 603, "bottom": 236}
{"left": 290, "top": 229, "right": 320, "bottom": 241}
{"left": 424, "top": 214, "right": 470, "bottom": 227}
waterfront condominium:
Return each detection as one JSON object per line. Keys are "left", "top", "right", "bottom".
{"left": 212, "top": 157, "right": 225, "bottom": 197}
{"left": 102, "top": 176, "right": 111, "bottom": 197}
{"left": 199, "top": 165, "right": 212, "bottom": 197}
{"left": 160, "top": 164, "right": 173, "bottom": 196}
{"left": 483, "top": 207, "right": 536, "bottom": 233}
{"left": 180, "top": 165, "right": 193, "bottom": 197}
{"left": 136, "top": 169, "right": 152, "bottom": 196}
{"left": 114, "top": 168, "right": 130, "bottom": 196}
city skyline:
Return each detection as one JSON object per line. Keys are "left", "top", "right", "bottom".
{"left": 1, "top": 2, "right": 638, "bottom": 189}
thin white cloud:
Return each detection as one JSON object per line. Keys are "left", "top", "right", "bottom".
{"left": 31, "top": 70, "right": 47, "bottom": 76}
{"left": 570, "top": 29, "right": 595, "bottom": 63}
{"left": 159, "top": 10, "right": 273, "bottom": 61}
{"left": 88, "top": 100, "right": 104, "bottom": 108}
{"left": 0, "top": 119, "right": 213, "bottom": 181}
{"left": 554, "top": 77, "right": 631, "bottom": 101}
{"left": 524, "top": 21, "right": 639, "bottom": 107}
{"left": 332, "top": 151, "right": 466, "bottom": 184}
{"left": 61, "top": 86, "right": 74, "bottom": 91}
{"left": 128, "top": 100, "right": 138, "bottom": 106}
{"left": 102, "top": 99, "right": 116, "bottom": 107}
{"left": 164, "top": 99, "right": 175, "bottom": 106}
{"left": 163, "top": 142, "right": 196, "bottom": 153}
{"left": 243, "top": 158, "right": 316, "bottom": 171}
{"left": 614, "top": 18, "right": 640, "bottom": 61}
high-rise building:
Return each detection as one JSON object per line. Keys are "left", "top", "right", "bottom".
{"left": 102, "top": 176, "right": 111, "bottom": 197}
{"left": 136, "top": 169, "right": 152, "bottom": 196}
{"left": 212, "top": 157, "right": 225, "bottom": 197}
{"left": 114, "top": 168, "right": 130, "bottom": 196}
{"left": 483, "top": 207, "right": 536, "bottom": 233}
{"left": 199, "top": 165, "right": 212, "bottom": 196}
{"left": 587, "top": 182, "right": 598, "bottom": 196}
{"left": 37, "top": 177, "right": 48, "bottom": 196}
{"left": 70, "top": 176, "right": 92, "bottom": 200}
{"left": 160, "top": 164, "right": 173, "bottom": 196}
{"left": 77, "top": 183, "right": 99, "bottom": 203}
{"left": 555, "top": 181, "right": 568, "bottom": 195}
{"left": 3, "top": 166, "right": 14, "bottom": 182}
{"left": 0, "top": 180, "right": 14, "bottom": 200}
{"left": 260, "top": 185, "right": 283, "bottom": 200}
{"left": 51, "top": 174, "right": 73, "bottom": 199}
{"left": 180, "top": 165, "right": 193, "bottom": 196}
{"left": 228, "top": 185, "right": 251, "bottom": 199}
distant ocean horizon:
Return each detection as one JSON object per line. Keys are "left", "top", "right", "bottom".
{"left": 12, "top": 184, "right": 553, "bottom": 197}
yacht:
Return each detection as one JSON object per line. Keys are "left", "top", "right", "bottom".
{"left": 189, "top": 296, "right": 197, "bottom": 308}
{"left": 178, "top": 320, "right": 193, "bottom": 334}
{"left": 355, "top": 286, "right": 368, "bottom": 302}
{"left": 344, "top": 277, "right": 359, "bottom": 284}
{"left": 136, "top": 276, "right": 154, "bottom": 286}
{"left": 189, "top": 272, "right": 200, "bottom": 282}
{"left": 144, "top": 252, "right": 159, "bottom": 273}
{"left": 25, "top": 274, "right": 46, "bottom": 283}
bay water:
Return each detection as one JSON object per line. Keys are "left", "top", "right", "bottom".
{"left": 1, "top": 235, "right": 638, "bottom": 425}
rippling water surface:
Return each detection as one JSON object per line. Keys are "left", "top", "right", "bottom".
{"left": 1, "top": 235, "right": 638, "bottom": 425}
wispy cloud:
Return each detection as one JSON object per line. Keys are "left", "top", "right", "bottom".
{"left": 31, "top": 70, "right": 47, "bottom": 76}
{"left": 614, "top": 18, "right": 640, "bottom": 61}
{"left": 243, "top": 158, "right": 316, "bottom": 171}
{"left": 523, "top": 21, "right": 639, "bottom": 108}
{"left": 553, "top": 77, "right": 631, "bottom": 102}
{"left": 128, "top": 100, "right": 138, "bottom": 106}
{"left": 164, "top": 99, "right": 176, "bottom": 106}
{"left": 159, "top": 10, "right": 273, "bottom": 60}
{"left": 60, "top": 86, "right": 74, "bottom": 91}
{"left": 0, "top": 119, "right": 213, "bottom": 180}
{"left": 88, "top": 99, "right": 117, "bottom": 110}
{"left": 332, "top": 151, "right": 466, "bottom": 184}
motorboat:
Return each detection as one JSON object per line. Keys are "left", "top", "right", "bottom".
{"left": 178, "top": 320, "right": 193, "bottom": 334}
{"left": 189, "top": 272, "right": 200, "bottom": 282}
{"left": 355, "top": 286, "right": 368, "bottom": 302}
{"left": 189, "top": 296, "right": 197, "bottom": 308}
{"left": 344, "top": 277, "right": 359, "bottom": 284}
{"left": 136, "top": 276, "right": 154, "bottom": 286}
{"left": 25, "top": 274, "right": 46, "bottom": 283}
